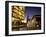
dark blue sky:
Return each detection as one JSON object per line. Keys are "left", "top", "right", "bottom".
{"left": 24, "top": 6, "right": 41, "bottom": 19}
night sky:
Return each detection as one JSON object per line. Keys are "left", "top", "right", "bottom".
{"left": 25, "top": 6, "right": 41, "bottom": 19}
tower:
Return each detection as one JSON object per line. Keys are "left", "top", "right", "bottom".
{"left": 12, "top": 6, "right": 25, "bottom": 31}
{"left": 12, "top": 6, "right": 24, "bottom": 21}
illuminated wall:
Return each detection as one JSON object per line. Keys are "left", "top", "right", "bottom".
{"left": 12, "top": 6, "right": 25, "bottom": 30}
{"left": 12, "top": 6, "right": 25, "bottom": 21}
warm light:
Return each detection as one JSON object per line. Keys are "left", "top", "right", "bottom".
{"left": 19, "top": 6, "right": 23, "bottom": 10}
{"left": 19, "top": 12, "right": 22, "bottom": 15}
{"left": 14, "top": 6, "right": 18, "bottom": 10}
{"left": 22, "top": 18, "right": 27, "bottom": 23}
{"left": 13, "top": 9, "right": 18, "bottom": 13}
{"left": 32, "top": 18, "right": 36, "bottom": 23}
{"left": 12, "top": 6, "right": 24, "bottom": 21}
{"left": 22, "top": 20, "right": 27, "bottom": 23}
{"left": 22, "top": 20, "right": 26, "bottom": 23}
{"left": 12, "top": 17, "right": 15, "bottom": 21}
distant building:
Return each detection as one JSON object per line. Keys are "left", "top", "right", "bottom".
{"left": 27, "top": 15, "right": 41, "bottom": 30}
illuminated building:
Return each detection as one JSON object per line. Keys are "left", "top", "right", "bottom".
{"left": 12, "top": 6, "right": 25, "bottom": 31}
{"left": 27, "top": 15, "right": 41, "bottom": 30}
{"left": 12, "top": 6, "right": 24, "bottom": 21}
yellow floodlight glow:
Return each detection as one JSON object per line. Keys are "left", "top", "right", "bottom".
{"left": 22, "top": 20, "right": 26, "bottom": 23}
{"left": 19, "top": 12, "right": 22, "bottom": 15}
{"left": 22, "top": 18, "right": 27, "bottom": 23}
{"left": 12, "top": 17, "right": 15, "bottom": 21}
{"left": 19, "top": 6, "right": 23, "bottom": 10}
{"left": 13, "top": 9, "right": 18, "bottom": 13}
{"left": 14, "top": 6, "right": 18, "bottom": 10}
